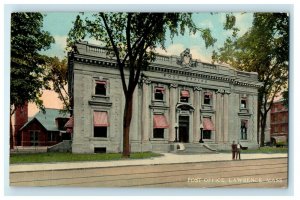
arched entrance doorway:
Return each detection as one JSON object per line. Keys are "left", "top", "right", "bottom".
{"left": 176, "top": 103, "right": 194, "bottom": 143}
{"left": 179, "top": 116, "right": 189, "bottom": 143}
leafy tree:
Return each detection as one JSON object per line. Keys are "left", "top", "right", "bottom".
{"left": 281, "top": 89, "right": 288, "bottom": 108}
{"left": 10, "top": 12, "right": 54, "bottom": 148}
{"left": 43, "top": 56, "right": 71, "bottom": 113}
{"left": 212, "top": 13, "right": 289, "bottom": 146}
{"left": 68, "top": 13, "right": 216, "bottom": 157}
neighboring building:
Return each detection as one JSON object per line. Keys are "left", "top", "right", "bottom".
{"left": 68, "top": 42, "right": 262, "bottom": 153}
{"left": 270, "top": 99, "right": 288, "bottom": 145}
{"left": 18, "top": 108, "right": 70, "bottom": 146}
{"left": 11, "top": 103, "right": 28, "bottom": 146}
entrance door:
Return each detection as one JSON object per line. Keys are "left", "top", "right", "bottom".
{"left": 179, "top": 116, "right": 189, "bottom": 143}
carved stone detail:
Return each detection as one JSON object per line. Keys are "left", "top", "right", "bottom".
{"left": 141, "top": 77, "right": 151, "bottom": 85}
{"left": 193, "top": 86, "right": 202, "bottom": 91}
{"left": 169, "top": 83, "right": 178, "bottom": 88}
{"left": 176, "top": 48, "right": 197, "bottom": 68}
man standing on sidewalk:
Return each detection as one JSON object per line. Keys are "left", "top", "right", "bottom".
{"left": 236, "top": 142, "right": 242, "bottom": 160}
{"left": 231, "top": 141, "right": 237, "bottom": 160}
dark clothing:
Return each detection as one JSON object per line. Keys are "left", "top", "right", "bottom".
{"left": 231, "top": 144, "right": 237, "bottom": 160}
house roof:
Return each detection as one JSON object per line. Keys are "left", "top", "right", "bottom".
{"left": 20, "top": 108, "right": 69, "bottom": 132}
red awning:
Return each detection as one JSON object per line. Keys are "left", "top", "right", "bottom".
{"left": 203, "top": 118, "right": 215, "bottom": 131}
{"left": 153, "top": 115, "right": 169, "bottom": 129}
{"left": 181, "top": 90, "right": 190, "bottom": 97}
{"left": 204, "top": 92, "right": 213, "bottom": 98}
{"left": 64, "top": 116, "right": 74, "bottom": 128}
{"left": 241, "top": 120, "right": 248, "bottom": 128}
{"left": 66, "top": 128, "right": 73, "bottom": 134}
{"left": 94, "top": 111, "right": 109, "bottom": 127}
{"left": 95, "top": 80, "right": 107, "bottom": 85}
{"left": 155, "top": 87, "right": 165, "bottom": 93}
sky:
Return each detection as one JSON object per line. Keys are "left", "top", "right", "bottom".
{"left": 28, "top": 12, "right": 254, "bottom": 116}
{"left": 40, "top": 12, "right": 253, "bottom": 62}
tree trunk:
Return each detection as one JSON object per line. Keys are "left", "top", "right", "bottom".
{"left": 257, "top": 101, "right": 261, "bottom": 145}
{"left": 260, "top": 112, "right": 267, "bottom": 147}
{"left": 122, "top": 94, "right": 133, "bottom": 158}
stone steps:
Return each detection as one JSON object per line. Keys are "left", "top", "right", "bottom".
{"left": 171, "top": 143, "right": 218, "bottom": 154}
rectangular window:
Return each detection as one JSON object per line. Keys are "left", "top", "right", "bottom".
{"left": 94, "top": 111, "right": 109, "bottom": 137}
{"left": 204, "top": 92, "right": 212, "bottom": 105}
{"left": 154, "top": 87, "right": 164, "bottom": 100}
{"left": 95, "top": 80, "right": 106, "bottom": 95}
{"left": 203, "top": 130, "right": 211, "bottom": 139}
{"left": 282, "top": 126, "right": 286, "bottom": 132}
{"left": 153, "top": 128, "right": 164, "bottom": 138}
{"left": 180, "top": 90, "right": 190, "bottom": 103}
{"left": 94, "top": 127, "right": 107, "bottom": 137}
{"left": 241, "top": 120, "right": 248, "bottom": 140}
{"left": 274, "top": 126, "right": 278, "bottom": 133}
{"left": 29, "top": 130, "right": 39, "bottom": 146}
{"left": 47, "top": 132, "right": 55, "bottom": 141}
{"left": 240, "top": 98, "right": 247, "bottom": 108}
{"left": 153, "top": 114, "right": 168, "bottom": 139}
{"left": 94, "top": 147, "right": 106, "bottom": 153}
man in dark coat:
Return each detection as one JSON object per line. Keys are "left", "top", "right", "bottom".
{"left": 231, "top": 141, "right": 237, "bottom": 160}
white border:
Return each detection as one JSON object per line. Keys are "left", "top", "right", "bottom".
{"left": 1, "top": 1, "right": 298, "bottom": 199}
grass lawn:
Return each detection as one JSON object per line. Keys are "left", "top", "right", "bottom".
{"left": 219, "top": 146, "right": 288, "bottom": 154}
{"left": 10, "top": 152, "right": 162, "bottom": 164}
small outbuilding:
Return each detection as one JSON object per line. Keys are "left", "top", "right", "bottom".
{"left": 18, "top": 108, "right": 70, "bottom": 146}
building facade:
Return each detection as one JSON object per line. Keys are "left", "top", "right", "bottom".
{"left": 68, "top": 42, "right": 262, "bottom": 153}
{"left": 11, "top": 103, "right": 28, "bottom": 147}
{"left": 270, "top": 99, "right": 288, "bottom": 145}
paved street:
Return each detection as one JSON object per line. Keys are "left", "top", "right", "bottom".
{"left": 10, "top": 157, "right": 287, "bottom": 188}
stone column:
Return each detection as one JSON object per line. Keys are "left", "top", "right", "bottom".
{"left": 215, "top": 90, "right": 223, "bottom": 143}
{"left": 193, "top": 87, "right": 201, "bottom": 143}
{"left": 142, "top": 78, "right": 151, "bottom": 142}
{"left": 169, "top": 83, "right": 178, "bottom": 142}
{"left": 223, "top": 91, "right": 230, "bottom": 143}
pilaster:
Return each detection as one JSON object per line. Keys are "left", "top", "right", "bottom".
{"left": 193, "top": 87, "right": 201, "bottom": 143}
{"left": 169, "top": 83, "right": 178, "bottom": 142}
{"left": 142, "top": 77, "right": 151, "bottom": 141}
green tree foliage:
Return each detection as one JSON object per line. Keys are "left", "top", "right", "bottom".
{"left": 43, "top": 56, "right": 70, "bottom": 113}
{"left": 212, "top": 13, "right": 289, "bottom": 146}
{"left": 11, "top": 12, "right": 54, "bottom": 114}
{"left": 10, "top": 12, "right": 54, "bottom": 149}
{"left": 281, "top": 89, "right": 288, "bottom": 108}
{"left": 68, "top": 13, "right": 216, "bottom": 157}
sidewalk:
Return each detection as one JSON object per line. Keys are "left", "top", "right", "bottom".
{"left": 10, "top": 152, "right": 288, "bottom": 173}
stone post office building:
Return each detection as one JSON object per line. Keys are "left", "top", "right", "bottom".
{"left": 68, "top": 42, "right": 262, "bottom": 153}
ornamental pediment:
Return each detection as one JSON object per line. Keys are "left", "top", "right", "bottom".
{"left": 176, "top": 48, "right": 197, "bottom": 68}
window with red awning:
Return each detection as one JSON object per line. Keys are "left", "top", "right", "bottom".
{"left": 203, "top": 118, "right": 215, "bottom": 131}
{"left": 153, "top": 115, "right": 169, "bottom": 129}
{"left": 181, "top": 90, "right": 190, "bottom": 97}
{"left": 64, "top": 116, "right": 74, "bottom": 128}
{"left": 94, "top": 111, "right": 109, "bottom": 127}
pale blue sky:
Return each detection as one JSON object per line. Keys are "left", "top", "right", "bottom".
{"left": 41, "top": 12, "right": 253, "bottom": 62}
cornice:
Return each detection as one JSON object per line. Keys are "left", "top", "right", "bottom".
{"left": 71, "top": 51, "right": 262, "bottom": 89}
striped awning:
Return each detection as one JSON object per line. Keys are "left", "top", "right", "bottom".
{"left": 203, "top": 118, "right": 215, "bottom": 131}
{"left": 155, "top": 87, "right": 165, "bottom": 93}
{"left": 241, "top": 120, "right": 248, "bottom": 128}
{"left": 64, "top": 116, "right": 74, "bottom": 128}
{"left": 153, "top": 115, "right": 169, "bottom": 129}
{"left": 95, "top": 80, "right": 107, "bottom": 85}
{"left": 181, "top": 90, "right": 190, "bottom": 97}
{"left": 94, "top": 111, "right": 109, "bottom": 127}
{"left": 204, "top": 92, "right": 213, "bottom": 98}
